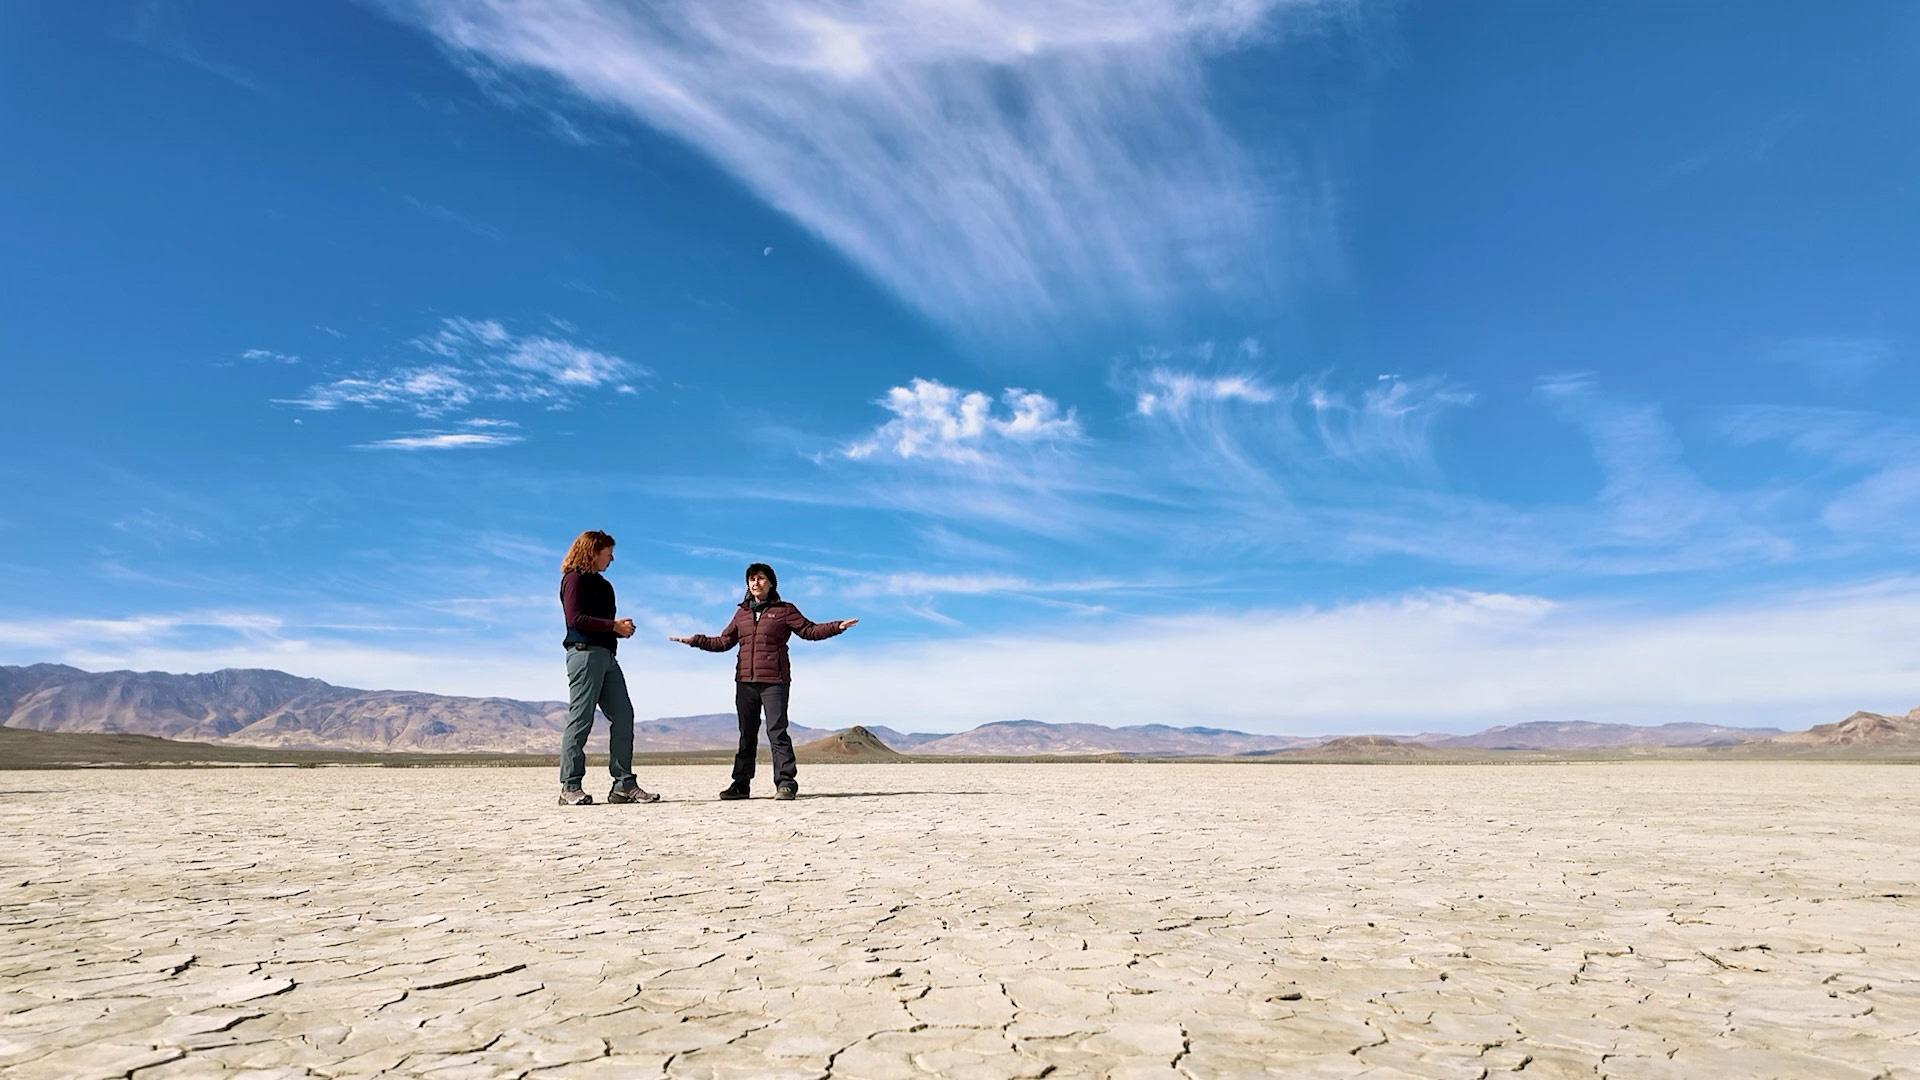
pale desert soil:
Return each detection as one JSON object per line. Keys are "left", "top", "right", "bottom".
{"left": 1, "top": 763, "right": 1915, "bottom": 1079}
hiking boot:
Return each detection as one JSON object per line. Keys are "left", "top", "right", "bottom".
{"left": 558, "top": 788, "right": 595, "bottom": 806}
{"left": 718, "top": 784, "right": 751, "bottom": 801}
{"left": 608, "top": 783, "right": 661, "bottom": 804}
{"left": 775, "top": 781, "right": 798, "bottom": 801}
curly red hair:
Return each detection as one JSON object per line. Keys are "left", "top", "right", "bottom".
{"left": 560, "top": 530, "right": 615, "bottom": 574}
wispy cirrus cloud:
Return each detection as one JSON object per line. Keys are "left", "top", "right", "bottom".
{"left": 780, "top": 365, "right": 1812, "bottom": 578}
{"left": 1134, "top": 368, "right": 1275, "bottom": 417}
{"left": 127, "top": 0, "right": 264, "bottom": 92}
{"left": 843, "top": 378, "right": 1081, "bottom": 465}
{"left": 1126, "top": 356, "right": 1473, "bottom": 485}
{"left": 1305, "top": 374, "right": 1476, "bottom": 470}
{"left": 284, "top": 366, "right": 477, "bottom": 416}
{"left": 403, "top": 193, "right": 506, "bottom": 241}
{"left": 1762, "top": 335, "right": 1895, "bottom": 387}
{"left": 277, "top": 317, "right": 644, "bottom": 421}
{"left": 357, "top": 432, "right": 525, "bottom": 451}
{"left": 384, "top": 0, "right": 1337, "bottom": 333}
{"left": 1536, "top": 373, "right": 1782, "bottom": 557}
{"left": 1720, "top": 404, "right": 1920, "bottom": 545}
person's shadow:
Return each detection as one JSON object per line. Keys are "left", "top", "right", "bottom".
{"left": 786, "top": 790, "right": 992, "bottom": 799}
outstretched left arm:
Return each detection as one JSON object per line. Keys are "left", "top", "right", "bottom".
{"left": 787, "top": 608, "right": 856, "bottom": 641}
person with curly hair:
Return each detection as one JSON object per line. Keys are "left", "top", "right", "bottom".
{"left": 556, "top": 529, "right": 660, "bottom": 806}
{"left": 670, "top": 562, "right": 856, "bottom": 801}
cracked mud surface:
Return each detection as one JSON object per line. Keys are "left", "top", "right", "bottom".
{"left": 1, "top": 763, "right": 1916, "bottom": 1078}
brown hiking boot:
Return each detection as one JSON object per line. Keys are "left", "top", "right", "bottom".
{"left": 608, "top": 783, "right": 661, "bottom": 804}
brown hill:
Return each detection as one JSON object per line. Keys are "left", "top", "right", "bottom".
{"left": 1256, "top": 735, "right": 1450, "bottom": 761}
{"left": 1320, "top": 735, "right": 1413, "bottom": 752}
{"left": 1770, "top": 709, "right": 1920, "bottom": 747}
{"left": 796, "top": 725, "right": 903, "bottom": 761}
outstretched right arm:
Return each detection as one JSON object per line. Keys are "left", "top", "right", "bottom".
{"left": 672, "top": 614, "right": 741, "bottom": 652}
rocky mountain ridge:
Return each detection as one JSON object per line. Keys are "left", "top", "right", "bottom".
{"left": 1768, "top": 709, "right": 1920, "bottom": 747}
{"left": 1, "top": 663, "right": 1907, "bottom": 756}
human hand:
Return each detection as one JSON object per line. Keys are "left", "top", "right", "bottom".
{"left": 668, "top": 635, "right": 693, "bottom": 644}
{"left": 838, "top": 618, "right": 859, "bottom": 630}
{"left": 615, "top": 618, "right": 637, "bottom": 638}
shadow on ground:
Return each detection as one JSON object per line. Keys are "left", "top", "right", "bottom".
{"left": 794, "top": 791, "right": 992, "bottom": 800}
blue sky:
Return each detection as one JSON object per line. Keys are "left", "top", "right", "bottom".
{"left": 3, "top": 1, "right": 1917, "bottom": 732}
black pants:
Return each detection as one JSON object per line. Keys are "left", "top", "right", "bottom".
{"left": 733, "top": 681, "right": 796, "bottom": 787}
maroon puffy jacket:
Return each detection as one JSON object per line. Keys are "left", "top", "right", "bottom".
{"left": 685, "top": 602, "right": 844, "bottom": 683}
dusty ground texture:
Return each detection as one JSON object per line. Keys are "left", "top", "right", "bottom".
{"left": 1, "top": 763, "right": 1916, "bottom": 1079}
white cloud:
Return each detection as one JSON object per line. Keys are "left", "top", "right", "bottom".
{"left": 412, "top": 316, "right": 510, "bottom": 356}
{"left": 385, "top": 0, "right": 1335, "bottom": 333}
{"left": 786, "top": 578, "right": 1920, "bottom": 731}
{"left": 11, "top": 579, "right": 1917, "bottom": 734}
{"left": 501, "top": 337, "right": 631, "bottom": 387}
{"left": 843, "top": 378, "right": 1080, "bottom": 464}
{"left": 1126, "top": 364, "right": 1472, "bottom": 493}
{"left": 279, "top": 365, "right": 477, "bottom": 416}
{"left": 0, "top": 611, "right": 286, "bottom": 648}
{"left": 358, "top": 432, "right": 524, "bottom": 451}
{"left": 1134, "top": 368, "right": 1275, "bottom": 416}
{"left": 278, "top": 317, "right": 645, "bottom": 422}
{"left": 242, "top": 348, "right": 300, "bottom": 364}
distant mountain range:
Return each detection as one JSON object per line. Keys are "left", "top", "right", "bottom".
{"left": 904, "top": 719, "right": 1316, "bottom": 756}
{"left": 1405, "top": 720, "right": 1785, "bottom": 750}
{"left": 1, "top": 663, "right": 1910, "bottom": 756}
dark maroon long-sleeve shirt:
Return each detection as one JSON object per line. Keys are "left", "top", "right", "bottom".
{"left": 560, "top": 570, "right": 620, "bottom": 652}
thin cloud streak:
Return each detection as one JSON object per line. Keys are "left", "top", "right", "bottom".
{"left": 817, "top": 569, "right": 1206, "bottom": 601}
{"left": 1720, "top": 404, "right": 1920, "bottom": 546}
{"left": 1536, "top": 373, "right": 1787, "bottom": 561}
{"left": 387, "top": 0, "right": 1334, "bottom": 333}
{"left": 1762, "top": 335, "right": 1895, "bottom": 388}
{"left": 358, "top": 432, "right": 525, "bottom": 451}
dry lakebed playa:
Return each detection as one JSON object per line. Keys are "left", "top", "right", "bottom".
{"left": 2, "top": 762, "right": 1916, "bottom": 1079}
